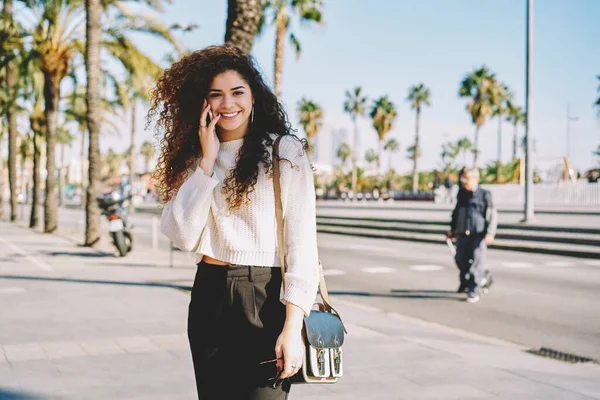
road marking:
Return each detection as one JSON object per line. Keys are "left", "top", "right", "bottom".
{"left": 0, "top": 287, "right": 26, "bottom": 294}
{"left": 544, "top": 261, "right": 574, "bottom": 267}
{"left": 0, "top": 236, "right": 53, "bottom": 271}
{"left": 323, "top": 269, "right": 346, "bottom": 276}
{"left": 409, "top": 265, "right": 445, "bottom": 272}
{"left": 583, "top": 260, "right": 600, "bottom": 267}
{"left": 361, "top": 267, "right": 395, "bottom": 274}
{"left": 500, "top": 262, "right": 534, "bottom": 269}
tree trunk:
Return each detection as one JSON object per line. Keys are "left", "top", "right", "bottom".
{"left": 351, "top": 117, "right": 358, "bottom": 195}
{"left": 412, "top": 108, "right": 420, "bottom": 193}
{"left": 377, "top": 139, "right": 383, "bottom": 176}
{"left": 79, "top": 126, "right": 86, "bottom": 207}
{"left": 30, "top": 132, "right": 41, "bottom": 228}
{"left": 273, "top": 15, "right": 286, "bottom": 98}
{"left": 496, "top": 115, "right": 502, "bottom": 182}
{"left": 128, "top": 99, "right": 136, "bottom": 213}
{"left": 58, "top": 143, "right": 65, "bottom": 207}
{"left": 512, "top": 124, "right": 518, "bottom": 161}
{"left": 4, "top": 0, "right": 18, "bottom": 222}
{"left": 43, "top": 72, "right": 60, "bottom": 233}
{"left": 473, "top": 126, "right": 480, "bottom": 167}
{"left": 84, "top": 0, "right": 102, "bottom": 247}
{"left": 224, "top": 0, "right": 263, "bottom": 53}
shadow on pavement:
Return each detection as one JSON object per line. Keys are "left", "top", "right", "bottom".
{"left": 39, "top": 250, "right": 111, "bottom": 258}
{"left": 0, "top": 275, "right": 192, "bottom": 291}
{"left": 0, "top": 387, "right": 44, "bottom": 399}
{"left": 330, "top": 289, "right": 462, "bottom": 301}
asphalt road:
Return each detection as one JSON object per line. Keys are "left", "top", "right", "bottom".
{"left": 54, "top": 205, "right": 600, "bottom": 361}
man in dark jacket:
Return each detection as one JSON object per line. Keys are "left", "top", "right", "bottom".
{"left": 447, "top": 168, "right": 498, "bottom": 303}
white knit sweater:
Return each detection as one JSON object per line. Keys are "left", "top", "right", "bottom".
{"left": 160, "top": 134, "right": 319, "bottom": 315}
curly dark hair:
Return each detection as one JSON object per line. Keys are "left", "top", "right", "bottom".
{"left": 147, "top": 44, "right": 307, "bottom": 209}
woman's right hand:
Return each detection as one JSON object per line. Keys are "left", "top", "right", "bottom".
{"left": 198, "top": 99, "right": 221, "bottom": 164}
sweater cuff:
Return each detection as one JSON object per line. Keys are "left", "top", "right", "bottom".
{"left": 280, "top": 273, "right": 318, "bottom": 316}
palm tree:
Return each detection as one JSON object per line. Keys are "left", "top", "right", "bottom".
{"left": 383, "top": 137, "right": 399, "bottom": 173}
{"left": 491, "top": 84, "right": 510, "bottom": 163}
{"left": 104, "top": 148, "right": 122, "bottom": 180}
{"left": 140, "top": 141, "right": 155, "bottom": 173}
{"left": 18, "top": 133, "right": 34, "bottom": 206}
{"left": 64, "top": 84, "right": 120, "bottom": 207}
{"left": 20, "top": 64, "right": 47, "bottom": 229}
{"left": 407, "top": 83, "right": 431, "bottom": 193}
{"left": 364, "top": 149, "right": 378, "bottom": 172}
{"left": 2, "top": 0, "right": 19, "bottom": 221}
{"left": 440, "top": 141, "right": 459, "bottom": 174}
{"left": 456, "top": 136, "right": 472, "bottom": 166}
{"left": 343, "top": 87, "right": 367, "bottom": 194}
{"left": 458, "top": 66, "right": 498, "bottom": 167}
{"left": 505, "top": 100, "right": 525, "bottom": 160}
{"left": 225, "top": 0, "right": 264, "bottom": 52}
{"left": 336, "top": 142, "right": 351, "bottom": 169}
{"left": 369, "top": 96, "right": 397, "bottom": 175}
{"left": 595, "top": 76, "right": 600, "bottom": 117}
{"left": 56, "top": 126, "right": 74, "bottom": 207}
{"left": 82, "top": 0, "right": 179, "bottom": 246}
{"left": 261, "top": 0, "right": 323, "bottom": 97}
{"left": 296, "top": 97, "right": 324, "bottom": 151}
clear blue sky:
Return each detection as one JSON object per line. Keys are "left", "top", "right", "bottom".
{"left": 110, "top": 0, "right": 600, "bottom": 175}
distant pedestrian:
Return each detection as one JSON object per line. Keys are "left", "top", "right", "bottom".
{"left": 447, "top": 168, "right": 498, "bottom": 303}
{"left": 151, "top": 44, "right": 319, "bottom": 398}
{"left": 444, "top": 175, "right": 454, "bottom": 204}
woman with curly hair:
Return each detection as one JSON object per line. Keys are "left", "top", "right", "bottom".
{"left": 148, "top": 44, "right": 319, "bottom": 399}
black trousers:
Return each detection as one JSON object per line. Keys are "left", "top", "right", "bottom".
{"left": 188, "top": 261, "right": 291, "bottom": 400}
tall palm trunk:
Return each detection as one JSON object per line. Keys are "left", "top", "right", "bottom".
{"left": 473, "top": 126, "right": 480, "bottom": 167}
{"left": 128, "top": 99, "right": 137, "bottom": 213}
{"left": 58, "top": 143, "right": 65, "bottom": 206}
{"left": 79, "top": 126, "right": 86, "bottom": 207}
{"left": 377, "top": 139, "right": 383, "bottom": 176}
{"left": 224, "top": 0, "right": 263, "bottom": 53}
{"left": 411, "top": 108, "right": 420, "bottom": 193}
{"left": 496, "top": 115, "right": 502, "bottom": 182}
{"left": 30, "top": 132, "right": 41, "bottom": 228}
{"left": 351, "top": 117, "right": 358, "bottom": 195}
{"left": 273, "top": 16, "right": 286, "bottom": 98}
{"left": 43, "top": 72, "right": 60, "bottom": 233}
{"left": 4, "top": 0, "right": 18, "bottom": 222}
{"left": 84, "top": 0, "right": 102, "bottom": 247}
{"left": 512, "top": 124, "right": 518, "bottom": 160}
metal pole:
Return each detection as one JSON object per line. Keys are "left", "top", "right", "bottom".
{"left": 524, "top": 0, "right": 534, "bottom": 222}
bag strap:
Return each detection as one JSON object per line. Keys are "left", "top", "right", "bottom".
{"left": 272, "top": 136, "right": 333, "bottom": 312}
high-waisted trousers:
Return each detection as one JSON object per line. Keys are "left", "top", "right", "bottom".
{"left": 188, "top": 261, "right": 291, "bottom": 399}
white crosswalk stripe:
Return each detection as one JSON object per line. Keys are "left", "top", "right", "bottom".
{"left": 409, "top": 265, "right": 445, "bottom": 272}
{"left": 544, "top": 261, "right": 574, "bottom": 267}
{"left": 583, "top": 260, "right": 600, "bottom": 267}
{"left": 500, "top": 262, "right": 535, "bottom": 269}
{"left": 323, "top": 269, "right": 346, "bottom": 276}
{"left": 361, "top": 267, "right": 396, "bottom": 274}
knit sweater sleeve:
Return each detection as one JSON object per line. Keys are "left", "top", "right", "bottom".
{"left": 278, "top": 137, "right": 320, "bottom": 316}
{"left": 160, "top": 165, "right": 219, "bottom": 252}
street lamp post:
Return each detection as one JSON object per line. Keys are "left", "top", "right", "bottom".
{"left": 524, "top": 0, "right": 534, "bottom": 222}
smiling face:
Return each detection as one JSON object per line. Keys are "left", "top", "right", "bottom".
{"left": 207, "top": 70, "right": 254, "bottom": 137}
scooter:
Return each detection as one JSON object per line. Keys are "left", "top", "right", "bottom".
{"left": 446, "top": 238, "right": 493, "bottom": 293}
{"left": 97, "top": 190, "right": 133, "bottom": 257}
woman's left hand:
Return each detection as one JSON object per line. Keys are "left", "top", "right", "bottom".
{"left": 275, "top": 322, "right": 304, "bottom": 379}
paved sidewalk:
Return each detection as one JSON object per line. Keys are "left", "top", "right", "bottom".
{"left": 1, "top": 221, "right": 599, "bottom": 399}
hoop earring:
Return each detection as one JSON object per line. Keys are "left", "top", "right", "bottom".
{"left": 251, "top": 106, "right": 254, "bottom": 124}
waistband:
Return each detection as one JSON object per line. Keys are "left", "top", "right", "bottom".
{"left": 197, "top": 261, "right": 280, "bottom": 280}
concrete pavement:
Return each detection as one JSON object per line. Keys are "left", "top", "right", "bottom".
{"left": 1, "top": 221, "right": 600, "bottom": 399}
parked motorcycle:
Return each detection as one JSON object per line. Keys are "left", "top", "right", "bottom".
{"left": 97, "top": 190, "right": 133, "bottom": 257}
